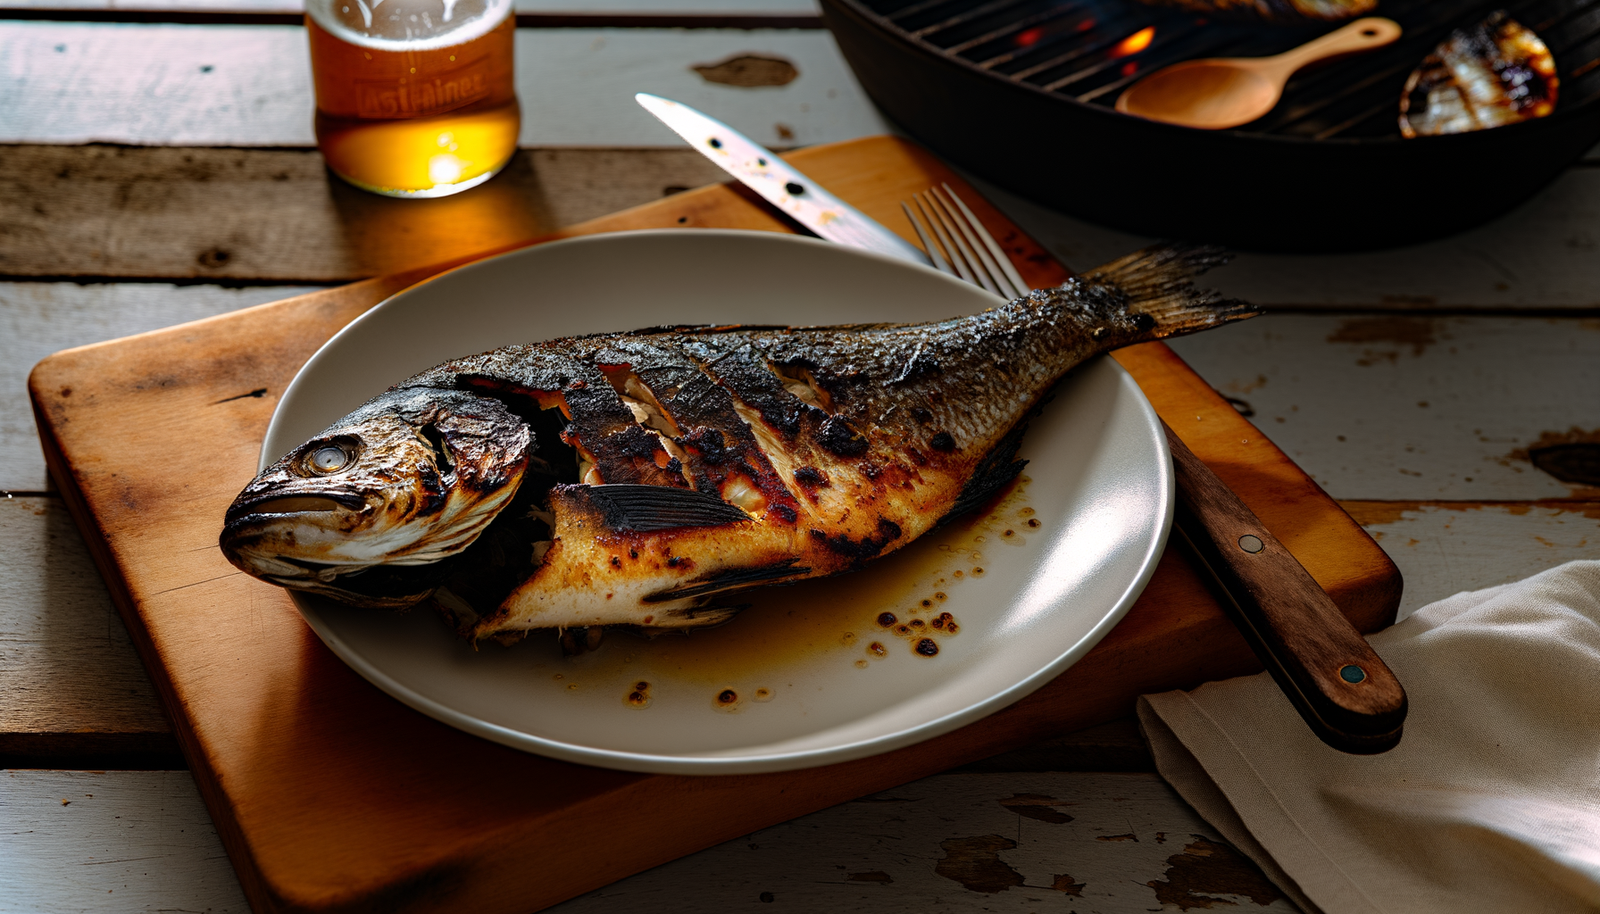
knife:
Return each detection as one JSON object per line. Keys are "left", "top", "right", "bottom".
{"left": 635, "top": 93, "right": 930, "bottom": 267}
{"left": 636, "top": 95, "right": 1406, "bottom": 753}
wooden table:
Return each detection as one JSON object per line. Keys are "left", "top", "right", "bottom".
{"left": 2, "top": 3, "right": 1597, "bottom": 911}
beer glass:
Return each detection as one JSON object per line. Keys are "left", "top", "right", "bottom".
{"left": 306, "top": 0, "right": 520, "bottom": 197}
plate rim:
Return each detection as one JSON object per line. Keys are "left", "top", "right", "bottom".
{"left": 264, "top": 228, "right": 1174, "bottom": 775}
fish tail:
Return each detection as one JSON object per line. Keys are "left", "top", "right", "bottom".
{"left": 1081, "top": 243, "right": 1261, "bottom": 339}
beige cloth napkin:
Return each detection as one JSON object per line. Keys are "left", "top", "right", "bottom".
{"left": 1138, "top": 560, "right": 1600, "bottom": 914}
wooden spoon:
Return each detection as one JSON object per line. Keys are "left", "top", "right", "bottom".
{"left": 1115, "top": 18, "right": 1402, "bottom": 129}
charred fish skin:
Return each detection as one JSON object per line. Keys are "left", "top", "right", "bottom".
{"left": 218, "top": 243, "right": 1257, "bottom": 642}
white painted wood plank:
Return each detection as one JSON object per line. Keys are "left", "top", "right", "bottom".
{"left": 1348, "top": 503, "right": 1600, "bottom": 622}
{"left": 0, "top": 23, "right": 886, "bottom": 148}
{"left": 0, "top": 770, "right": 247, "bottom": 914}
{"left": 2, "top": 0, "right": 821, "bottom": 13}
{"left": 1164, "top": 314, "right": 1600, "bottom": 501}
{"left": 1, "top": 769, "right": 1295, "bottom": 914}
{"left": 0, "top": 497, "right": 169, "bottom": 745}
{"left": 555, "top": 771, "right": 1298, "bottom": 912}
{"left": 979, "top": 167, "right": 1600, "bottom": 310}
{"left": 3, "top": 283, "right": 317, "bottom": 493}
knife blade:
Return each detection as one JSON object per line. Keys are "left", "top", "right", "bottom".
{"left": 634, "top": 93, "right": 930, "bottom": 267}
{"left": 637, "top": 100, "right": 1406, "bottom": 752}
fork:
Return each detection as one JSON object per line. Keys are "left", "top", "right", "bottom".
{"left": 901, "top": 184, "right": 1031, "bottom": 300}
{"left": 903, "top": 187, "right": 1408, "bottom": 753}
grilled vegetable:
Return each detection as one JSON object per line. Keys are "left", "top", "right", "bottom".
{"left": 220, "top": 243, "right": 1257, "bottom": 645}
{"left": 1399, "top": 11, "right": 1558, "bottom": 138}
{"left": 1132, "top": 0, "right": 1376, "bottom": 24}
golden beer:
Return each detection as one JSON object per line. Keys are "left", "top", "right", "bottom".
{"left": 306, "top": 0, "right": 519, "bottom": 197}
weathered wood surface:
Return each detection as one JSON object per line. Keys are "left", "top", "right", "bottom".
{"left": 1, "top": 769, "right": 245, "bottom": 914}
{"left": 0, "top": 146, "right": 728, "bottom": 282}
{"left": 0, "top": 22, "right": 885, "bottom": 148}
{"left": 1166, "top": 314, "right": 1600, "bottom": 501}
{"left": 0, "top": 498, "right": 176, "bottom": 768}
{"left": 1, "top": 769, "right": 1300, "bottom": 914}
{"left": 1346, "top": 501, "right": 1600, "bottom": 620}
{"left": 8, "top": 145, "right": 1600, "bottom": 306}
{"left": 0, "top": 283, "right": 317, "bottom": 493}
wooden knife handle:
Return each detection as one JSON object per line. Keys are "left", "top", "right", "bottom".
{"left": 1163, "top": 421, "right": 1407, "bottom": 753}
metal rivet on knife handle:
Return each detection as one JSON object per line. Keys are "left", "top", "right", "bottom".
{"left": 785, "top": 182, "right": 805, "bottom": 195}
{"left": 1340, "top": 665, "right": 1368, "bottom": 684}
{"left": 1238, "top": 534, "right": 1265, "bottom": 553}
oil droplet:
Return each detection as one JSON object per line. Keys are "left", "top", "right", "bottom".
{"left": 931, "top": 611, "right": 954, "bottom": 631}
{"left": 909, "top": 619, "right": 926, "bottom": 630}
{"left": 552, "top": 673, "right": 564, "bottom": 680}
{"left": 854, "top": 659, "right": 869, "bottom": 669}
{"left": 915, "top": 638, "right": 940, "bottom": 656}
{"left": 635, "top": 681, "right": 650, "bottom": 691}
{"left": 1019, "top": 506, "right": 1036, "bottom": 517}
{"left": 972, "top": 567, "right": 986, "bottom": 577}
{"left": 1002, "top": 529, "right": 1015, "bottom": 538}
{"left": 934, "top": 592, "right": 947, "bottom": 601}
{"left": 868, "top": 641, "right": 887, "bottom": 657}
{"left": 893, "top": 624, "right": 912, "bottom": 636}
{"left": 753, "top": 687, "right": 774, "bottom": 702}
{"left": 920, "top": 598, "right": 933, "bottom": 608}
{"left": 953, "top": 570, "right": 965, "bottom": 579}
{"left": 625, "top": 688, "right": 651, "bottom": 708}
{"left": 1027, "top": 518, "right": 1041, "bottom": 528}
{"left": 974, "top": 535, "right": 987, "bottom": 543}
{"left": 713, "top": 688, "right": 741, "bottom": 712}
{"left": 876, "top": 612, "right": 897, "bottom": 627}
{"left": 841, "top": 631, "right": 857, "bottom": 646}
{"left": 566, "top": 683, "right": 579, "bottom": 691}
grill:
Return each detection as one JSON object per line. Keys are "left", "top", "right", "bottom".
{"left": 822, "top": 0, "right": 1600, "bottom": 249}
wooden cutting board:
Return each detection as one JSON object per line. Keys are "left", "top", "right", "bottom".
{"left": 30, "top": 135, "right": 1400, "bottom": 914}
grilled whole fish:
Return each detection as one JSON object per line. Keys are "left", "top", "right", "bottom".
{"left": 220, "top": 244, "right": 1257, "bottom": 645}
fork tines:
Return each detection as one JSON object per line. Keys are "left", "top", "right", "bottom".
{"left": 902, "top": 184, "right": 1032, "bottom": 300}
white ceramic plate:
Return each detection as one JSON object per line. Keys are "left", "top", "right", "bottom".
{"left": 263, "top": 229, "right": 1172, "bottom": 775}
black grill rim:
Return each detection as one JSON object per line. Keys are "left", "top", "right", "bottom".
{"left": 835, "top": 0, "right": 1600, "bottom": 146}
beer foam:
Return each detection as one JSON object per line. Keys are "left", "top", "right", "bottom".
{"left": 308, "top": 0, "right": 513, "bottom": 52}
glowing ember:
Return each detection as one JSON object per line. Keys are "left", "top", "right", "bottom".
{"left": 1110, "top": 26, "right": 1155, "bottom": 58}
{"left": 1015, "top": 26, "right": 1043, "bottom": 46}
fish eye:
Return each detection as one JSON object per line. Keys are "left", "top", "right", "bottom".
{"left": 305, "top": 441, "right": 354, "bottom": 475}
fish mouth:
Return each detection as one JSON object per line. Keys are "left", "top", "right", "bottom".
{"left": 223, "top": 492, "right": 367, "bottom": 527}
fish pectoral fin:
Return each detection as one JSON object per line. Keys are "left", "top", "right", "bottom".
{"left": 658, "top": 602, "right": 749, "bottom": 628}
{"left": 643, "top": 558, "right": 811, "bottom": 603}
{"left": 566, "top": 483, "right": 753, "bottom": 532}
{"left": 942, "top": 424, "right": 1029, "bottom": 524}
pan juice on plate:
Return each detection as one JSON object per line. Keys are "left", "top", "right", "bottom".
{"left": 306, "top": 0, "right": 520, "bottom": 197}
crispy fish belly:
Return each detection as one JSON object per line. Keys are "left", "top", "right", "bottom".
{"left": 218, "top": 244, "right": 1258, "bottom": 644}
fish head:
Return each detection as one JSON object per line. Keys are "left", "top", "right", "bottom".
{"left": 219, "top": 388, "right": 532, "bottom": 605}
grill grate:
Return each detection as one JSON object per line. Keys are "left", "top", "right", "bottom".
{"left": 860, "top": 0, "right": 1600, "bottom": 138}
